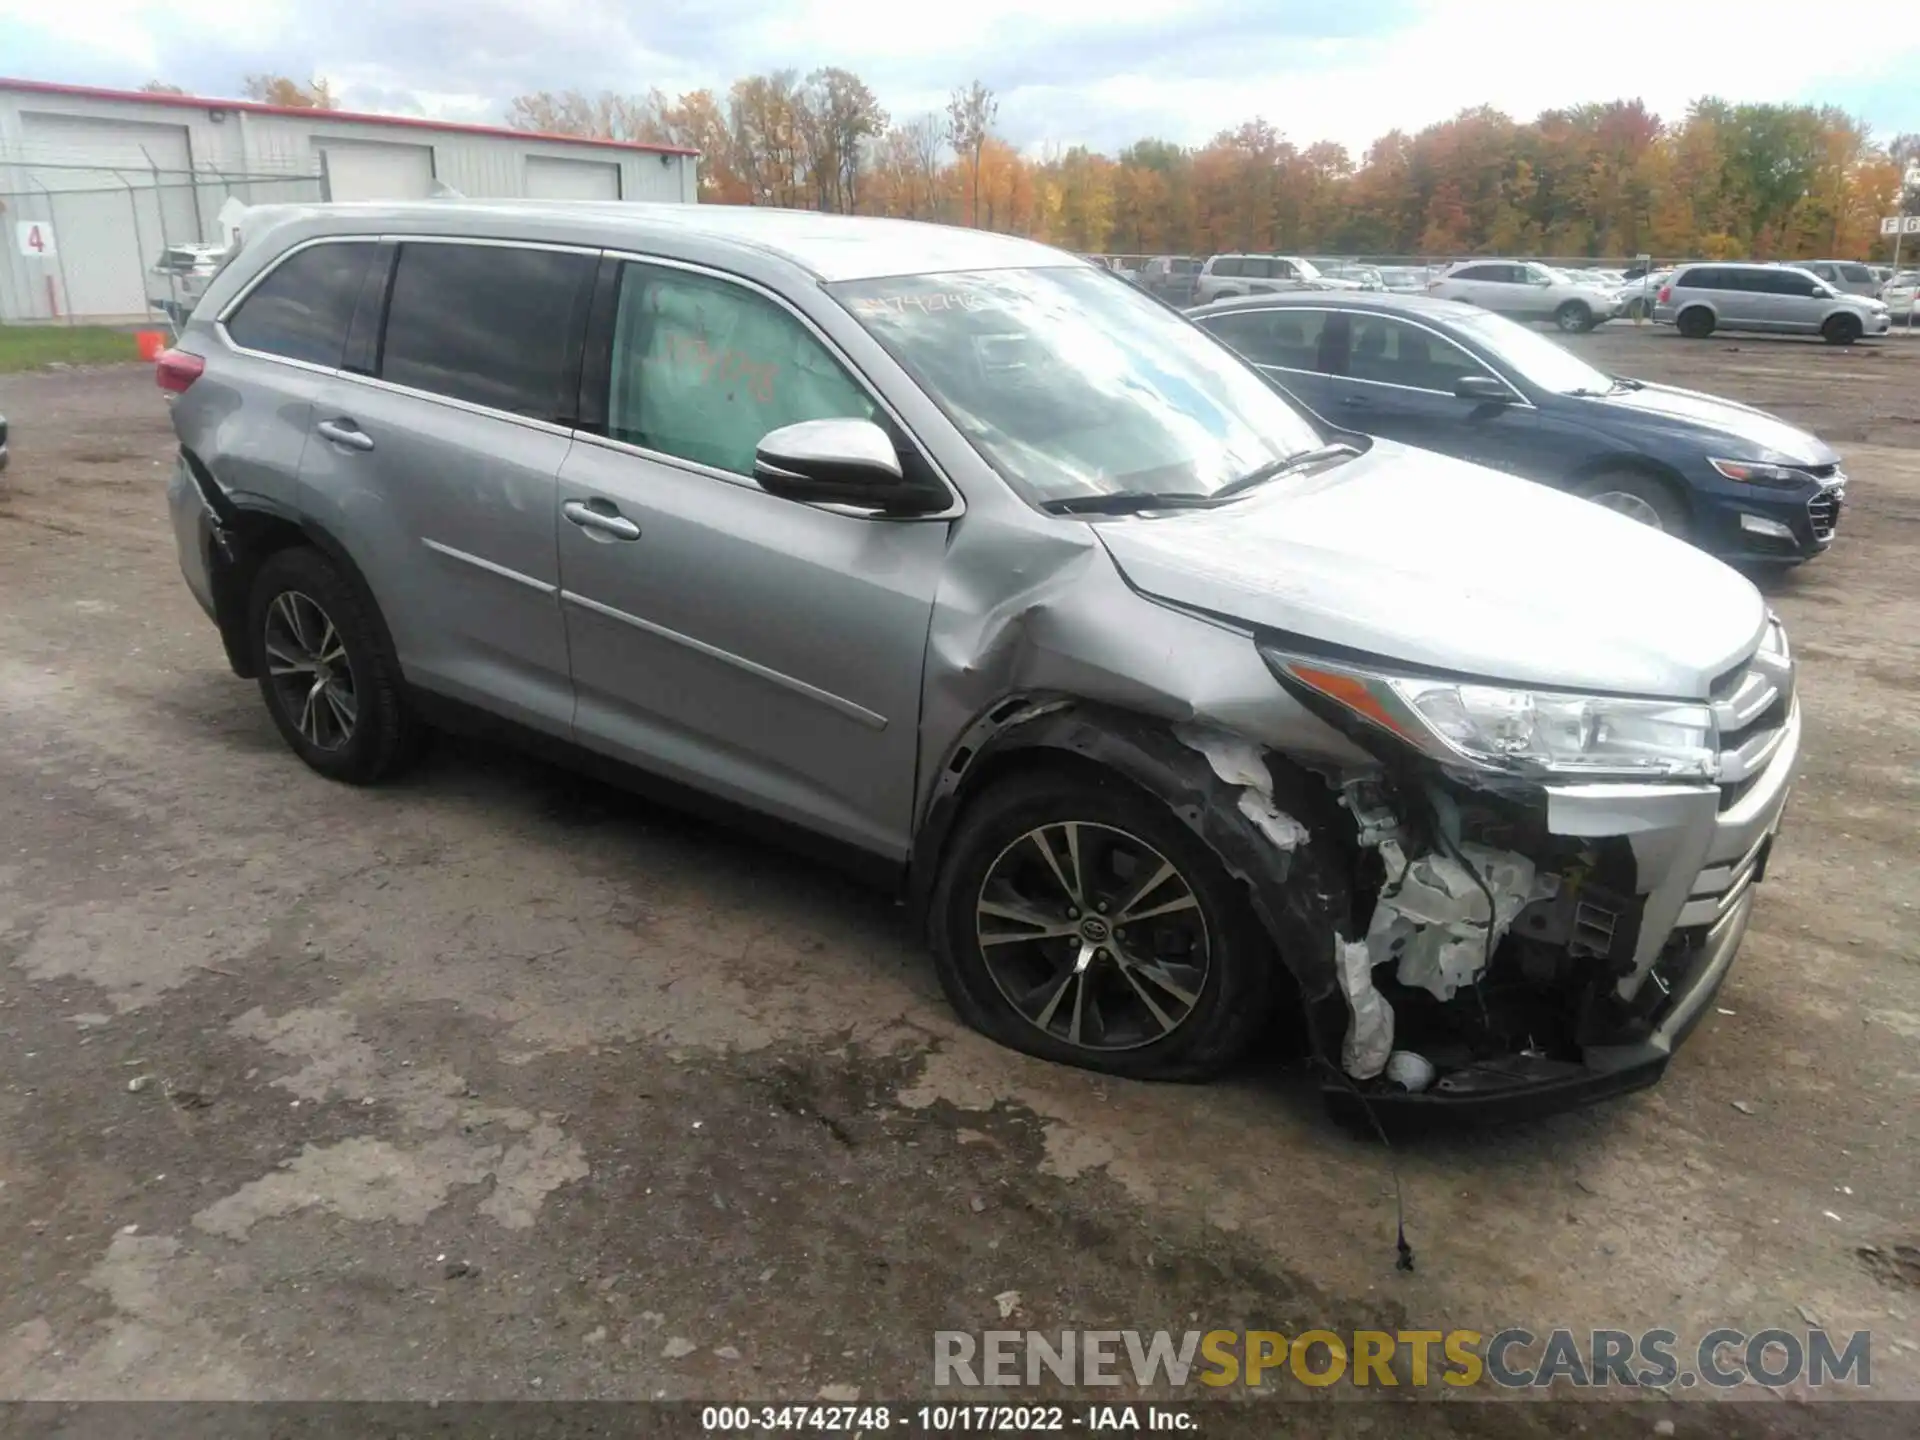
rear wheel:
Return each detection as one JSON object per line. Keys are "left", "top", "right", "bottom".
{"left": 248, "top": 547, "right": 421, "bottom": 784}
{"left": 1575, "top": 469, "right": 1690, "bottom": 539}
{"left": 929, "top": 771, "right": 1280, "bottom": 1081}
{"left": 1822, "top": 312, "right": 1863, "bottom": 346}
{"left": 1676, "top": 306, "right": 1715, "bottom": 339}
{"left": 1555, "top": 301, "right": 1595, "bottom": 333}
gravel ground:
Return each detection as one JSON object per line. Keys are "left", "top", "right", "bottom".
{"left": 0, "top": 328, "right": 1915, "bottom": 1436}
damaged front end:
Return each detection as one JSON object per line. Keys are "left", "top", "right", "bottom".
{"left": 1271, "top": 620, "right": 1801, "bottom": 1128}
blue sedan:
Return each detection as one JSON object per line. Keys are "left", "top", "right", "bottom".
{"left": 1188, "top": 292, "right": 1845, "bottom": 562}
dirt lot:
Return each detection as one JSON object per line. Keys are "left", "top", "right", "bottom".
{"left": 0, "top": 329, "right": 1915, "bottom": 1432}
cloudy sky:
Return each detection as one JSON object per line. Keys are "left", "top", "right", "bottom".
{"left": 3, "top": 0, "right": 1917, "bottom": 158}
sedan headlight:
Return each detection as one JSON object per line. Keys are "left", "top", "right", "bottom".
{"left": 1709, "top": 457, "right": 1813, "bottom": 489}
{"left": 1266, "top": 652, "right": 1719, "bottom": 781}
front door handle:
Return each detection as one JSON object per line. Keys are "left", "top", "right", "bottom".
{"left": 563, "top": 499, "right": 641, "bottom": 541}
{"left": 316, "top": 419, "right": 374, "bottom": 451}
{"left": 1339, "top": 395, "right": 1370, "bottom": 409}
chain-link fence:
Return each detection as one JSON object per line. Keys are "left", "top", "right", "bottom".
{"left": 0, "top": 161, "right": 323, "bottom": 327}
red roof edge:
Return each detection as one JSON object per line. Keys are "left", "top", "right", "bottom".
{"left": 0, "top": 76, "right": 700, "bottom": 157}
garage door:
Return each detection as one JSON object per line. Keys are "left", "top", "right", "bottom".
{"left": 18, "top": 111, "right": 200, "bottom": 319}
{"left": 524, "top": 156, "right": 622, "bottom": 200}
{"left": 318, "top": 141, "right": 436, "bottom": 201}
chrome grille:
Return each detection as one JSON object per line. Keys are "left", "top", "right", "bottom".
{"left": 1807, "top": 489, "right": 1840, "bottom": 541}
{"left": 1713, "top": 617, "right": 1793, "bottom": 812}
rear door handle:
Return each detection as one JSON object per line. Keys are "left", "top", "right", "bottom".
{"left": 1339, "top": 395, "right": 1370, "bottom": 409}
{"left": 316, "top": 419, "right": 374, "bottom": 452}
{"left": 563, "top": 499, "right": 641, "bottom": 541}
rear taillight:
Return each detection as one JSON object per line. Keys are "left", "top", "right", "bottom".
{"left": 155, "top": 349, "right": 205, "bottom": 394}
{"left": 1657, "top": 285, "right": 1671, "bottom": 304}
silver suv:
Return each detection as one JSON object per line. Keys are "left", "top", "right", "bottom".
{"left": 160, "top": 202, "right": 1799, "bottom": 1123}
{"left": 1427, "top": 260, "right": 1619, "bottom": 332}
{"left": 1190, "top": 253, "right": 1359, "bottom": 304}
{"left": 1655, "top": 263, "right": 1891, "bottom": 343}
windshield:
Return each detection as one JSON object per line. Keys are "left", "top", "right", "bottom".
{"left": 1448, "top": 308, "right": 1614, "bottom": 394}
{"left": 830, "top": 268, "right": 1323, "bottom": 505}
{"left": 1291, "top": 257, "right": 1325, "bottom": 282}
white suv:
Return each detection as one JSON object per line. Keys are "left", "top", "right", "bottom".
{"left": 1426, "top": 260, "right": 1619, "bottom": 332}
{"left": 1189, "top": 254, "right": 1361, "bottom": 305}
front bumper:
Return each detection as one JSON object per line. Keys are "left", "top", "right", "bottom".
{"left": 1323, "top": 683, "right": 1800, "bottom": 1129}
{"left": 1695, "top": 473, "right": 1846, "bottom": 562}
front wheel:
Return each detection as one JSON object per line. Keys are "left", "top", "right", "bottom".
{"left": 1822, "top": 313, "right": 1863, "bottom": 346}
{"left": 928, "top": 772, "right": 1280, "bottom": 1081}
{"left": 1555, "top": 301, "right": 1594, "bottom": 333}
{"left": 1575, "top": 469, "right": 1690, "bottom": 539}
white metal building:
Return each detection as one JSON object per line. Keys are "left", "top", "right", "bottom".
{"left": 0, "top": 77, "right": 699, "bottom": 322}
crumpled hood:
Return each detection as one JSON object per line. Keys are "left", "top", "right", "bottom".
{"left": 1588, "top": 383, "right": 1839, "bottom": 467}
{"left": 1095, "top": 442, "right": 1767, "bottom": 699}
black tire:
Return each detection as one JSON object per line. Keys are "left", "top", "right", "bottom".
{"left": 928, "top": 770, "right": 1279, "bottom": 1082}
{"left": 1573, "top": 468, "right": 1690, "bottom": 539}
{"left": 1822, "top": 313, "right": 1862, "bottom": 346}
{"left": 1555, "top": 301, "right": 1594, "bottom": 333}
{"left": 247, "top": 546, "right": 421, "bottom": 784}
{"left": 1676, "top": 306, "right": 1715, "bottom": 339}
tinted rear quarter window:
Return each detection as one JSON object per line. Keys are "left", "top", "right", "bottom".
{"left": 1211, "top": 257, "right": 1244, "bottom": 278}
{"left": 379, "top": 242, "right": 596, "bottom": 420}
{"left": 1202, "top": 307, "right": 1330, "bottom": 370}
{"left": 1839, "top": 264, "right": 1873, "bottom": 283}
{"left": 225, "top": 240, "right": 375, "bottom": 368}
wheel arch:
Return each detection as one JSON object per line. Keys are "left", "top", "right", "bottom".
{"left": 908, "top": 694, "right": 1359, "bottom": 1054}
{"left": 187, "top": 445, "right": 396, "bottom": 682}
{"left": 1565, "top": 452, "right": 1698, "bottom": 526}
{"left": 1674, "top": 301, "right": 1717, "bottom": 333}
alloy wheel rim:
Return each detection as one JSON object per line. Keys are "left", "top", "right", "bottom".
{"left": 1590, "top": 491, "right": 1663, "bottom": 529}
{"left": 974, "top": 821, "right": 1210, "bottom": 1052}
{"left": 264, "top": 590, "right": 358, "bottom": 752}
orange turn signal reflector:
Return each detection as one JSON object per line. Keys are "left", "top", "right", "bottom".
{"left": 1288, "top": 664, "right": 1418, "bottom": 740}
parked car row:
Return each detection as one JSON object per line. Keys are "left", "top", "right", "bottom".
{"left": 159, "top": 207, "right": 1811, "bottom": 1131}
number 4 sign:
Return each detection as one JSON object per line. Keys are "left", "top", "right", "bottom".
{"left": 16, "top": 221, "right": 56, "bottom": 257}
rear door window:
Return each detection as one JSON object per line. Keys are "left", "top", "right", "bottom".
{"left": 1838, "top": 264, "right": 1873, "bottom": 284}
{"left": 1452, "top": 264, "right": 1500, "bottom": 282}
{"left": 224, "top": 240, "right": 375, "bottom": 368}
{"left": 1211, "top": 257, "right": 1245, "bottom": 278}
{"left": 603, "top": 262, "right": 878, "bottom": 477}
{"left": 378, "top": 241, "right": 596, "bottom": 421}
{"left": 1344, "top": 314, "right": 1490, "bottom": 391}
{"left": 1202, "top": 308, "right": 1331, "bottom": 371}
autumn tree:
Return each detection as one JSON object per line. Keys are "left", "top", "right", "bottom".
{"left": 946, "top": 81, "right": 998, "bottom": 226}
{"left": 501, "top": 67, "right": 1903, "bottom": 267}
{"left": 243, "top": 74, "right": 336, "bottom": 109}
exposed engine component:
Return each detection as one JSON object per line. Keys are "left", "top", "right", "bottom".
{"left": 1367, "top": 839, "right": 1556, "bottom": 1002}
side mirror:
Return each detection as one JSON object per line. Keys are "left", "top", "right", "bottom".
{"left": 1454, "top": 375, "right": 1513, "bottom": 403}
{"left": 753, "top": 418, "right": 945, "bottom": 515}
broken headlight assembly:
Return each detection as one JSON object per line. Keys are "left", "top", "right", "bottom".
{"left": 1264, "top": 650, "right": 1718, "bottom": 782}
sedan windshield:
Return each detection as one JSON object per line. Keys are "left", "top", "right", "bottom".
{"left": 830, "top": 268, "right": 1323, "bottom": 505}
{"left": 1447, "top": 308, "right": 1614, "bottom": 395}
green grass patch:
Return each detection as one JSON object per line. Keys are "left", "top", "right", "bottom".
{"left": 0, "top": 324, "right": 143, "bottom": 372}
